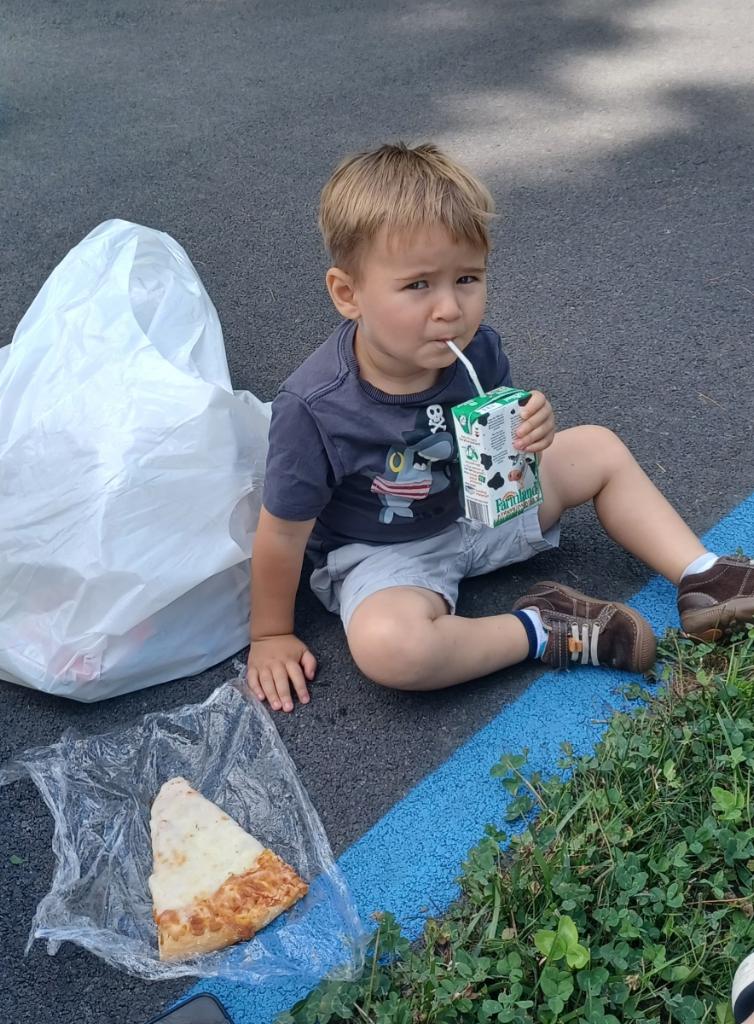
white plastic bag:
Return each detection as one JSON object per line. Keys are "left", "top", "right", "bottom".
{"left": 0, "top": 220, "right": 270, "bottom": 700}
{"left": 0, "top": 677, "right": 367, "bottom": 982}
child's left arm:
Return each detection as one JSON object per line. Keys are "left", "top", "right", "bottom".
{"left": 514, "top": 390, "right": 555, "bottom": 453}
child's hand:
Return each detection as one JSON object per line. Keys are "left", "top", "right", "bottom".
{"left": 247, "top": 634, "right": 317, "bottom": 712}
{"left": 515, "top": 390, "right": 555, "bottom": 452}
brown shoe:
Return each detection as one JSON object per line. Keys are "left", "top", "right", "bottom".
{"left": 512, "top": 581, "right": 657, "bottom": 672}
{"left": 677, "top": 555, "right": 754, "bottom": 641}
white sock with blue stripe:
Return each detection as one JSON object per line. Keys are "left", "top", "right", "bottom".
{"left": 514, "top": 607, "right": 549, "bottom": 660}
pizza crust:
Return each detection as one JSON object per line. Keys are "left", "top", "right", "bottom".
{"left": 155, "top": 848, "right": 309, "bottom": 960}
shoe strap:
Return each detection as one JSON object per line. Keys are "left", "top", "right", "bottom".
{"left": 568, "top": 622, "right": 601, "bottom": 666}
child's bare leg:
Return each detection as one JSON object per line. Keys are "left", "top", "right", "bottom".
{"left": 347, "top": 586, "right": 529, "bottom": 690}
{"left": 538, "top": 426, "right": 706, "bottom": 584}
{"left": 346, "top": 425, "right": 690, "bottom": 691}
{"left": 347, "top": 426, "right": 741, "bottom": 690}
{"left": 542, "top": 427, "right": 754, "bottom": 638}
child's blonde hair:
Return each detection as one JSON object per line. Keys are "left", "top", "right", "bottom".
{"left": 319, "top": 142, "right": 495, "bottom": 276}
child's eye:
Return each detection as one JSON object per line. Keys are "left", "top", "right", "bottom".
{"left": 405, "top": 280, "right": 429, "bottom": 290}
{"left": 458, "top": 275, "right": 480, "bottom": 285}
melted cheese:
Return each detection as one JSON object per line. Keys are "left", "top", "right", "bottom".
{"left": 148, "top": 777, "right": 264, "bottom": 913}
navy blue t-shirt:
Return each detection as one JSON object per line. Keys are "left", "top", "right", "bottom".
{"left": 262, "top": 319, "right": 512, "bottom": 551}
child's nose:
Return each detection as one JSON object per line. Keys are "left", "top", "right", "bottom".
{"left": 432, "top": 289, "right": 462, "bottom": 322}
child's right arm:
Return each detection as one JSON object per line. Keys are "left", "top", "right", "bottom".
{"left": 247, "top": 507, "right": 317, "bottom": 712}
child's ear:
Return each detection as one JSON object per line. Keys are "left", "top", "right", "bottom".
{"left": 326, "top": 267, "right": 361, "bottom": 320}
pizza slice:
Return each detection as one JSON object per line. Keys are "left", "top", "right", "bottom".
{"left": 148, "top": 776, "right": 308, "bottom": 960}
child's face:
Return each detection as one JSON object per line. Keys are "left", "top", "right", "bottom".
{"left": 349, "top": 225, "right": 487, "bottom": 386}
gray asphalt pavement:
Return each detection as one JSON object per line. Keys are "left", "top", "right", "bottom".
{"left": 1, "top": 0, "right": 753, "bottom": 1021}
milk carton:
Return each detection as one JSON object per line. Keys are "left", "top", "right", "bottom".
{"left": 451, "top": 386, "right": 543, "bottom": 527}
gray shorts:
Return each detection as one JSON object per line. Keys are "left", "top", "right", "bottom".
{"left": 308, "top": 507, "right": 560, "bottom": 631}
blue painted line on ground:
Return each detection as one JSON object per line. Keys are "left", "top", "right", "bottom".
{"left": 188, "top": 493, "right": 754, "bottom": 1023}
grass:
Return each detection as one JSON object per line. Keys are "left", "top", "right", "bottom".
{"left": 282, "top": 627, "right": 754, "bottom": 1024}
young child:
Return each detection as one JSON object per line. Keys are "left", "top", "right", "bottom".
{"left": 247, "top": 141, "right": 754, "bottom": 712}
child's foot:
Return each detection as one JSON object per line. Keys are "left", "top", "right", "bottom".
{"left": 677, "top": 554, "right": 754, "bottom": 641}
{"left": 512, "top": 581, "right": 656, "bottom": 672}
{"left": 732, "top": 950, "right": 754, "bottom": 1023}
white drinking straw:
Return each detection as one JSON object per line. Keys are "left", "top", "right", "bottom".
{"left": 446, "top": 340, "right": 485, "bottom": 397}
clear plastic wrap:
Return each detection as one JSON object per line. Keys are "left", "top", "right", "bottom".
{"left": 0, "top": 677, "right": 367, "bottom": 984}
{"left": 0, "top": 219, "right": 271, "bottom": 700}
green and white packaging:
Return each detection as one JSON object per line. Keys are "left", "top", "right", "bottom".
{"left": 451, "top": 385, "right": 543, "bottom": 527}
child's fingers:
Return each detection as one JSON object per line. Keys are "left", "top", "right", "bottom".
{"left": 516, "top": 424, "right": 553, "bottom": 450}
{"left": 270, "top": 664, "right": 294, "bottom": 712}
{"left": 523, "top": 418, "right": 553, "bottom": 441}
{"left": 259, "top": 667, "right": 284, "bottom": 711}
{"left": 247, "top": 667, "right": 266, "bottom": 703}
{"left": 517, "top": 413, "right": 556, "bottom": 450}
{"left": 517, "top": 413, "right": 552, "bottom": 440}
{"left": 301, "top": 649, "right": 317, "bottom": 679}
{"left": 522, "top": 436, "right": 552, "bottom": 453}
{"left": 525, "top": 430, "right": 556, "bottom": 452}
{"left": 518, "top": 391, "right": 546, "bottom": 417}
{"left": 517, "top": 409, "right": 554, "bottom": 440}
{"left": 518, "top": 402, "right": 551, "bottom": 428}
{"left": 287, "top": 661, "right": 311, "bottom": 705}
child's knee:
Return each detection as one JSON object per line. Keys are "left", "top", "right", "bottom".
{"left": 595, "top": 424, "right": 627, "bottom": 450}
{"left": 572, "top": 424, "right": 626, "bottom": 455}
{"left": 347, "top": 603, "right": 435, "bottom": 689}
{"left": 563, "top": 424, "right": 633, "bottom": 474}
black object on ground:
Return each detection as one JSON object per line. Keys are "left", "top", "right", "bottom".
{"left": 146, "top": 993, "right": 233, "bottom": 1023}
